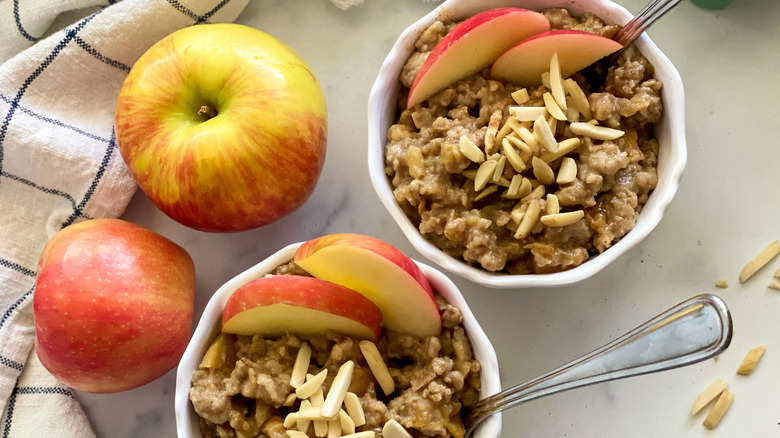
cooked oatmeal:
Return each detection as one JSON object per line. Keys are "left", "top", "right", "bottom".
{"left": 385, "top": 8, "right": 662, "bottom": 274}
{"left": 190, "top": 262, "right": 481, "bottom": 438}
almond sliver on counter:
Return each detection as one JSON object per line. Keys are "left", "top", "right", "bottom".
{"left": 736, "top": 346, "right": 766, "bottom": 375}
{"left": 691, "top": 378, "right": 728, "bottom": 415}
{"left": 739, "top": 240, "right": 780, "bottom": 283}
{"left": 703, "top": 389, "right": 734, "bottom": 429}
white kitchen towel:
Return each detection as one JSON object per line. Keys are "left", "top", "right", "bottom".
{"left": 0, "top": 0, "right": 249, "bottom": 436}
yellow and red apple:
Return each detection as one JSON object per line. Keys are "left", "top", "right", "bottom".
{"left": 491, "top": 30, "right": 623, "bottom": 85}
{"left": 222, "top": 276, "right": 383, "bottom": 341}
{"left": 115, "top": 23, "right": 327, "bottom": 232}
{"left": 33, "top": 219, "right": 195, "bottom": 393}
{"left": 294, "top": 234, "right": 441, "bottom": 337}
{"left": 407, "top": 8, "right": 550, "bottom": 108}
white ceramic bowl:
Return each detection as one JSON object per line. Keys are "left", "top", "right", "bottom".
{"left": 367, "top": 0, "right": 686, "bottom": 288}
{"left": 174, "top": 242, "right": 502, "bottom": 437}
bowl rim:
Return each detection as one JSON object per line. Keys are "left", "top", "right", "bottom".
{"left": 174, "top": 241, "right": 503, "bottom": 438}
{"left": 367, "top": 0, "right": 687, "bottom": 288}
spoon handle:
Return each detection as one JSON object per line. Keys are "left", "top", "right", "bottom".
{"left": 465, "top": 294, "right": 732, "bottom": 431}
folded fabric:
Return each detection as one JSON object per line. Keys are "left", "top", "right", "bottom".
{"left": 0, "top": 0, "right": 248, "bottom": 436}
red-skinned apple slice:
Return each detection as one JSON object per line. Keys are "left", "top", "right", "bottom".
{"left": 222, "top": 276, "right": 383, "bottom": 341}
{"left": 406, "top": 8, "right": 550, "bottom": 108}
{"left": 294, "top": 234, "right": 441, "bottom": 337}
{"left": 491, "top": 30, "right": 623, "bottom": 86}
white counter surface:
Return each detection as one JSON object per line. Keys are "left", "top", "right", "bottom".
{"left": 76, "top": 0, "right": 780, "bottom": 436}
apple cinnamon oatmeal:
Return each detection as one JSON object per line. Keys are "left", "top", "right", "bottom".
{"left": 189, "top": 262, "right": 481, "bottom": 438}
{"left": 385, "top": 8, "right": 662, "bottom": 274}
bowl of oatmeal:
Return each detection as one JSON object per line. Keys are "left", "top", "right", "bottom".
{"left": 174, "top": 240, "right": 502, "bottom": 438}
{"left": 367, "top": 0, "right": 686, "bottom": 288}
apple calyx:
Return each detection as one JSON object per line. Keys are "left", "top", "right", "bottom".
{"left": 197, "top": 105, "right": 217, "bottom": 120}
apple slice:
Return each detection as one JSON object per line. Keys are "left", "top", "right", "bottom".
{"left": 222, "top": 276, "right": 383, "bottom": 341}
{"left": 490, "top": 30, "right": 623, "bottom": 86}
{"left": 406, "top": 8, "right": 550, "bottom": 108}
{"left": 294, "top": 234, "right": 441, "bottom": 337}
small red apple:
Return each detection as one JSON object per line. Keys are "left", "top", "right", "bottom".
{"left": 222, "top": 276, "right": 383, "bottom": 341}
{"left": 33, "top": 219, "right": 195, "bottom": 393}
{"left": 115, "top": 23, "right": 327, "bottom": 232}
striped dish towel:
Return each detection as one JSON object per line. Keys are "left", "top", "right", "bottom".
{"left": 0, "top": 0, "right": 249, "bottom": 436}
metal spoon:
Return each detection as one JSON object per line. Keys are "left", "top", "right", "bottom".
{"left": 614, "top": 0, "right": 684, "bottom": 47}
{"left": 462, "top": 294, "right": 732, "bottom": 437}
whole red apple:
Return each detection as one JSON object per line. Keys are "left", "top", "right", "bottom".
{"left": 33, "top": 219, "right": 195, "bottom": 393}
{"left": 115, "top": 23, "right": 327, "bottom": 232}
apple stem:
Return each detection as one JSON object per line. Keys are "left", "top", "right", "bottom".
{"left": 197, "top": 105, "right": 217, "bottom": 120}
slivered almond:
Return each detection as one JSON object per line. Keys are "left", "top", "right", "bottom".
{"left": 339, "top": 409, "right": 355, "bottom": 434}
{"left": 565, "top": 96, "right": 579, "bottom": 122}
{"left": 328, "top": 419, "right": 342, "bottom": 438}
{"left": 546, "top": 194, "right": 560, "bottom": 215}
{"left": 474, "top": 160, "right": 498, "bottom": 191}
{"left": 703, "top": 389, "right": 734, "bottom": 429}
{"left": 297, "top": 399, "right": 313, "bottom": 432}
{"left": 283, "top": 392, "right": 298, "bottom": 407}
{"left": 507, "top": 175, "right": 523, "bottom": 197}
{"left": 540, "top": 210, "right": 584, "bottom": 227}
{"left": 494, "top": 116, "right": 517, "bottom": 145}
{"left": 557, "top": 157, "right": 578, "bottom": 184}
{"left": 549, "top": 52, "right": 567, "bottom": 111}
{"left": 533, "top": 115, "right": 558, "bottom": 153}
{"left": 715, "top": 278, "right": 729, "bottom": 288}
{"left": 496, "top": 176, "right": 512, "bottom": 187}
{"left": 287, "top": 431, "right": 309, "bottom": 438}
{"left": 510, "top": 206, "right": 526, "bottom": 224}
{"left": 775, "top": 265, "right": 780, "bottom": 278}
{"left": 506, "top": 135, "right": 533, "bottom": 155}
{"left": 459, "top": 136, "right": 485, "bottom": 163}
{"left": 569, "top": 122, "right": 624, "bottom": 140}
{"left": 532, "top": 157, "right": 555, "bottom": 185}
{"left": 587, "top": 119, "right": 599, "bottom": 125}
{"left": 492, "top": 155, "right": 507, "bottom": 182}
{"left": 473, "top": 185, "right": 498, "bottom": 202}
{"left": 311, "top": 387, "right": 328, "bottom": 437}
{"left": 340, "top": 433, "right": 375, "bottom": 438}
{"left": 344, "top": 392, "right": 366, "bottom": 427}
{"left": 462, "top": 169, "right": 477, "bottom": 180}
{"left": 509, "top": 106, "right": 548, "bottom": 122}
{"left": 514, "top": 199, "right": 541, "bottom": 239}
{"left": 739, "top": 241, "right": 780, "bottom": 283}
{"left": 521, "top": 185, "right": 545, "bottom": 204}
{"left": 359, "top": 341, "right": 395, "bottom": 395}
{"left": 291, "top": 342, "right": 312, "bottom": 388}
{"left": 691, "top": 379, "right": 728, "bottom": 415}
{"left": 547, "top": 115, "right": 558, "bottom": 134}
{"left": 737, "top": 346, "right": 766, "bottom": 375}
{"left": 484, "top": 110, "right": 503, "bottom": 154}
{"left": 541, "top": 71, "right": 551, "bottom": 89}
{"left": 511, "top": 88, "right": 529, "bottom": 104}
{"left": 540, "top": 137, "right": 581, "bottom": 163}
{"left": 382, "top": 419, "right": 413, "bottom": 438}
{"left": 517, "top": 126, "right": 539, "bottom": 149}
{"left": 502, "top": 139, "right": 527, "bottom": 173}
{"left": 505, "top": 177, "right": 532, "bottom": 200}
{"left": 296, "top": 369, "right": 328, "bottom": 399}
{"left": 321, "top": 360, "right": 354, "bottom": 418}
{"left": 770, "top": 279, "right": 780, "bottom": 291}
{"left": 543, "top": 92, "right": 567, "bottom": 121}
{"left": 564, "top": 78, "right": 592, "bottom": 119}
{"left": 285, "top": 407, "right": 326, "bottom": 428}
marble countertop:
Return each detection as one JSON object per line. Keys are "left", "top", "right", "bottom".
{"left": 76, "top": 0, "right": 780, "bottom": 436}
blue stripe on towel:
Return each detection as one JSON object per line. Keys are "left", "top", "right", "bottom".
{"left": 0, "top": 286, "right": 33, "bottom": 331}
{"left": 165, "top": 0, "right": 200, "bottom": 21}
{"left": 0, "top": 356, "right": 23, "bottom": 372}
{"left": 1, "top": 172, "right": 82, "bottom": 212}
{"left": 61, "top": 129, "right": 116, "bottom": 228}
{"left": 3, "top": 385, "right": 75, "bottom": 438}
{"left": 0, "top": 12, "right": 100, "bottom": 174}
{"left": 12, "top": 0, "right": 38, "bottom": 42}
{"left": 0, "top": 93, "right": 111, "bottom": 143}
{"left": 0, "top": 259, "right": 34, "bottom": 278}
{"left": 73, "top": 36, "right": 131, "bottom": 72}
{"left": 196, "top": 0, "right": 233, "bottom": 24}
